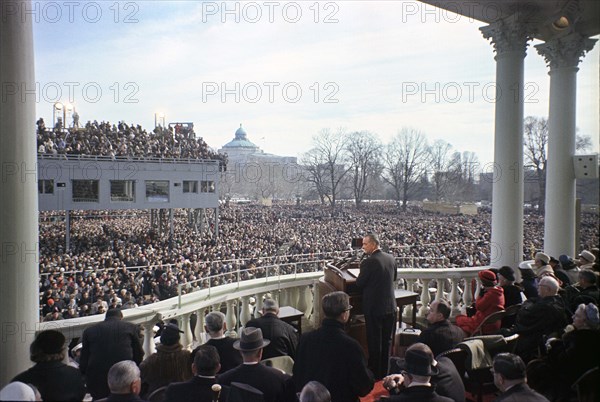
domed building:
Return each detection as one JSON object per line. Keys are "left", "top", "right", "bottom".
{"left": 218, "top": 124, "right": 296, "bottom": 165}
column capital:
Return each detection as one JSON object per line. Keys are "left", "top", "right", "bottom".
{"left": 480, "top": 16, "right": 532, "bottom": 58}
{"left": 535, "top": 33, "right": 597, "bottom": 70}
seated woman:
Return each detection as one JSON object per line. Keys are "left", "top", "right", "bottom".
{"left": 456, "top": 270, "right": 505, "bottom": 335}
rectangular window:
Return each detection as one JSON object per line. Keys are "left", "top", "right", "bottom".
{"left": 72, "top": 180, "right": 99, "bottom": 202}
{"left": 183, "top": 181, "right": 198, "bottom": 193}
{"left": 110, "top": 180, "right": 135, "bottom": 202}
{"left": 201, "top": 180, "right": 215, "bottom": 193}
{"left": 38, "top": 180, "right": 54, "bottom": 194}
{"left": 146, "top": 180, "right": 169, "bottom": 202}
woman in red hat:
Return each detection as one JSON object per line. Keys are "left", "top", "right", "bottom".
{"left": 456, "top": 270, "right": 505, "bottom": 335}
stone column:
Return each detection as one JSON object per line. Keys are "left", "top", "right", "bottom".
{"left": 480, "top": 16, "right": 531, "bottom": 268}
{"left": 536, "top": 33, "right": 597, "bottom": 257}
{"left": 0, "top": 0, "right": 39, "bottom": 386}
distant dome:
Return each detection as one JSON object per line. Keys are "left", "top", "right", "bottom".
{"left": 222, "top": 124, "right": 258, "bottom": 149}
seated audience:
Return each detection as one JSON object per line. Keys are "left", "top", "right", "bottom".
{"left": 532, "top": 253, "right": 553, "bottom": 278}
{"left": 106, "top": 360, "right": 147, "bottom": 402}
{"left": 245, "top": 298, "right": 298, "bottom": 359}
{"left": 562, "top": 269, "right": 599, "bottom": 313}
{"left": 417, "top": 299, "right": 465, "bottom": 356}
{"left": 164, "top": 345, "right": 228, "bottom": 402}
{"left": 12, "top": 330, "right": 86, "bottom": 402}
{"left": 140, "top": 323, "right": 192, "bottom": 397}
{"left": 492, "top": 353, "right": 549, "bottom": 402}
{"left": 578, "top": 250, "right": 596, "bottom": 270}
{"left": 502, "top": 276, "right": 568, "bottom": 362}
{"left": 456, "top": 270, "right": 505, "bottom": 335}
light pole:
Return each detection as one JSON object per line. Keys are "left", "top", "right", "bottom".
{"left": 53, "top": 101, "right": 75, "bottom": 130}
{"left": 154, "top": 112, "right": 165, "bottom": 129}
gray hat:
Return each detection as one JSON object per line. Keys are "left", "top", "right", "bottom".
{"left": 233, "top": 327, "right": 270, "bottom": 351}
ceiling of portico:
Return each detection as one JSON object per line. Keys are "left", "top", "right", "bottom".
{"left": 419, "top": 0, "right": 600, "bottom": 41}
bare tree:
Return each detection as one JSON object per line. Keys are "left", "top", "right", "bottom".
{"left": 382, "top": 128, "right": 429, "bottom": 211}
{"left": 301, "top": 128, "right": 350, "bottom": 208}
{"left": 523, "top": 116, "right": 548, "bottom": 212}
{"left": 576, "top": 133, "right": 593, "bottom": 152}
{"left": 427, "top": 139, "right": 455, "bottom": 202}
{"left": 346, "top": 131, "right": 382, "bottom": 208}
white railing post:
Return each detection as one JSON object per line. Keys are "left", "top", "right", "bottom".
{"left": 463, "top": 278, "right": 473, "bottom": 307}
{"left": 418, "top": 278, "right": 431, "bottom": 317}
{"left": 254, "top": 292, "right": 265, "bottom": 318}
{"left": 240, "top": 296, "right": 251, "bottom": 328}
{"left": 297, "top": 285, "right": 310, "bottom": 319}
{"left": 143, "top": 322, "right": 157, "bottom": 359}
{"left": 179, "top": 313, "right": 192, "bottom": 349}
{"left": 195, "top": 308, "right": 206, "bottom": 345}
{"left": 435, "top": 279, "right": 444, "bottom": 301}
{"left": 225, "top": 300, "right": 237, "bottom": 336}
{"left": 449, "top": 278, "right": 461, "bottom": 317}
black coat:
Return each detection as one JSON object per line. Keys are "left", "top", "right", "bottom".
{"left": 217, "top": 362, "right": 294, "bottom": 402}
{"left": 386, "top": 385, "right": 454, "bottom": 402}
{"left": 12, "top": 360, "right": 86, "bottom": 402}
{"left": 356, "top": 249, "right": 397, "bottom": 316}
{"left": 245, "top": 313, "right": 298, "bottom": 359}
{"left": 418, "top": 320, "right": 465, "bottom": 357}
{"left": 80, "top": 316, "right": 145, "bottom": 399}
{"left": 205, "top": 337, "right": 242, "bottom": 374}
{"left": 164, "top": 376, "right": 228, "bottom": 402}
{"left": 511, "top": 295, "right": 568, "bottom": 360}
{"left": 493, "top": 383, "right": 550, "bottom": 402}
{"left": 293, "top": 318, "right": 374, "bottom": 402}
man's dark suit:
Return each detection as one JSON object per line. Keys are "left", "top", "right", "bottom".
{"left": 356, "top": 249, "right": 397, "bottom": 378}
{"left": 417, "top": 319, "right": 465, "bottom": 357}
{"left": 217, "top": 363, "right": 293, "bottom": 402}
{"left": 493, "top": 383, "right": 550, "bottom": 402}
{"left": 387, "top": 385, "right": 454, "bottom": 402}
{"left": 293, "top": 318, "right": 374, "bottom": 402}
{"left": 80, "top": 316, "right": 144, "bottom": 399}
{"left": 245, "top": 313, "right": 298, "bottom": 359}
{"left": 205, "top": 337, "right": 242, "bottom": 374}
{"left": 12, "top": 360, "right": 87, "bottom": 402}
{"left": 164, "top": 376, "right": 228, "bottom": 402}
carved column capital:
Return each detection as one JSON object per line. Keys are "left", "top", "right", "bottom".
{"left": 535, "top": 33, "right": 597, "bottom": 70}
{"left": 480, "top": 15, "right": 532, "bottom": 58}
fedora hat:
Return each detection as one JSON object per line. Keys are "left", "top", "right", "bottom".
{"left": 396, "top": 346, "right": 439, "bottom": 376}
{"left": 233, "top": 327, "right": 270, "bottom": 352}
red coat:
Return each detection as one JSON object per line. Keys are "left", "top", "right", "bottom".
{"left": 456, "top": 286, "right": 505, "bottom": 335}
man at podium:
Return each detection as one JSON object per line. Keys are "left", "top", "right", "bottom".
{"left": 356, "top": 234, "right": 398, "bottom": 379}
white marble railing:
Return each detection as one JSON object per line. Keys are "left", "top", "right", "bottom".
{"left": 38, "top": 263, "right": 489, "bottom": 359}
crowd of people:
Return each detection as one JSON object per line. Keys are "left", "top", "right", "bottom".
{"left": 38, "top": 203, "right": 599, "bottom": 321}
{"left": 36, "top": 118, "right": 227, "bottom": 166}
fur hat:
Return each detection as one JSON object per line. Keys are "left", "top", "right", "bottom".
{"left": 579, "top": 250, "right": 596, "bottom": 263}
{"left": 535, "top": 252, "right": 550, "bottom": 264}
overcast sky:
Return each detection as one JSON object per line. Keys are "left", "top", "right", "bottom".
{"left": 32, "top": 0, "right": 599, "bottom": 166}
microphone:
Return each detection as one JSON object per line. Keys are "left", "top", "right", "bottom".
{"left": 211, "top": 384, "right": 222, "bottom": 402}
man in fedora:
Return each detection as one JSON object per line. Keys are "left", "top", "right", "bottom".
{"left": 382, "top": 343, "right": 453, "bottom": 402}
{"left": 217, "top": 327, "right": 294, "bottom": 402}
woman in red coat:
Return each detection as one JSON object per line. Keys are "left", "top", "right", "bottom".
{"left": 456, "top": 270, "right": 505, "bottom": 335}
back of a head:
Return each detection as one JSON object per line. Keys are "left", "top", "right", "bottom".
{"left": 262, "top": 298, "right": 279, "bottom": 314}
{"left": 435, "top": 300, "right": 451, "bottom": 319}
{"left": 108, "top": 360, "right": 140, "bottom": 394}
{"left": 493, "top": 353, "right": 526, "bottom": 381}
{"left": 299, "top": 381, "right": 331, "bottom": 402}
{"left": 539, "top": 276, "right": 559, "bottom": 294}
{"left": 205, "top": 311, "right": 226, "bottom": 333}
{"left": 579, "top": 269, "right": 597, "bottom": 286}
{"left": 322, "top": 291, "right": 350, "bottom": 318}
{"left": 193, "top": 344, "right": 221, "bottom": 376}
{"left": 105, "top": 308, "right": 123, "bottom": 320}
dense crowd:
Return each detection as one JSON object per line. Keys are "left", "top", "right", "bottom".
{"left": 36, "top": 118, "right": 227, "bottom": 166}
{"left": 38, "top": 203, "right": 599, "bottom": 320}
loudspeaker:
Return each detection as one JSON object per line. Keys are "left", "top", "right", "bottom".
{"left": 573, "top": 154, "right": 599, "bottom": 179}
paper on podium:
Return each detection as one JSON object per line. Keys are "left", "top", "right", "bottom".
{"left": 348, "top": 268, "right": 361, "bottom": 278}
